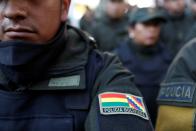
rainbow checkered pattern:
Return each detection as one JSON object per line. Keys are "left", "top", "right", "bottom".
{"left": 127, "top": 95, "right": 145, "bottom": 112}
{"left": 99, "top": 92, "right": 148, "bottom": 120}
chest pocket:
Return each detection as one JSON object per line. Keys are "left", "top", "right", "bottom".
{"left": 156, "top": 82, "right": 196, "bottom": 131}
{"left": 0, "top": 89, "right": 90, "bottom": 131}
{"left": 0, "top": 114, "right": 74, "bottom": 131}
{"left": 0, "top": 71, "right": 91, "bottom": 131}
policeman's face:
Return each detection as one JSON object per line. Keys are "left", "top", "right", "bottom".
{"left": 163, "top": 0, "right": 186, "bottom": 15}
{"left": 0, "top": 0, "right": 70, "bottom": 43}
{"left": 106, "top": 0, "right": 127, "bottom": 19}
{"left": 130, "top": 21, "right": 161, "bottom": 46}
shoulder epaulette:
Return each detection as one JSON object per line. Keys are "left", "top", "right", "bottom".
{"left": 67, "top": 24, "right": 97, "bottom": 49}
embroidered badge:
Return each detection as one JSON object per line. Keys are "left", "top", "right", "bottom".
{"left": 157, "top": 82, "right": 196, "bottom": 103}
{"left": 98, "top": 92, "right": 149, "bottom": 120}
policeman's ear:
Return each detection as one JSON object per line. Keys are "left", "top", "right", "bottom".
{"left": 61, "top": 0, "right": 71, "bottom": 22}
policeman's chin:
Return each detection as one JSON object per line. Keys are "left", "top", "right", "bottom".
{"left": 134, "top": 36, "right": 157, "bottom": 46}
{"left": 143, "top": 39, "right": 157, "bottom": 47}
{"left": 2, "top": 33, "right": 48, "bottom": 44}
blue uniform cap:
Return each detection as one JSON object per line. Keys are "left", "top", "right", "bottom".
{"left": 129, "top": 8, "right": 166, "bottom": 25}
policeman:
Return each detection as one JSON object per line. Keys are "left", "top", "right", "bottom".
{"left": 160, "top": 0, "right": 192, "bottom": 56}
{"left": 0, "top": 0, "right": 154, "bottom": 131}
{"left": 91, "top": 0, "right": 129, "bottom": 52}
{"left": 115, "top": 8, "right": 173, "bottom": 126}
{"left": 156, "top": 38, "right": 196, "bottom": 131}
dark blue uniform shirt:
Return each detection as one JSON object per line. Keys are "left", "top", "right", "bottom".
{"left": 115, "top": 39, "right": 173, "bottom": 125}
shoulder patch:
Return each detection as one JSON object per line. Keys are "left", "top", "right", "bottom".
{"left": 157, "top": 82, "right": 196, "bottom": 107}
{"left": 98, "top": 92, "right": 149, "bottom": 120}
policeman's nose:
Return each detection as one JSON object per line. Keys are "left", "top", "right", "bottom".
{"left": 2, "top": 2, "right": 27, "bottom": 21}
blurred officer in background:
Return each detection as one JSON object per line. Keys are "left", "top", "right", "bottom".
{"left": 91, "top": 0, "right": 129, "bottom": 52}
{"left": 156, "top": 38, "right": 196, "bottom": 131}
{"left": 79, "top": 6, "right": 95, "bottom": 33}
{"left": 94, "top": 0, "right": 107, "bottom": 20}
{"left": 0, "top": 0, "right": 154, "bottom": 130}
{"left": 160, "top": 0, "right": 192, "bottom": 56}
{"left": 115, "top": 8, "right": 173, "bottom": 126}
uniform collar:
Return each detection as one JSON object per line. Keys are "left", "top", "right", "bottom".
{"left": 0, "top": 25, "right": 91, "bottom": 91}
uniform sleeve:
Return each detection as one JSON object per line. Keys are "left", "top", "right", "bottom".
{"left": 156, "top": 39, "right": 196, "bottom": 131}
{"left": 162, "top": 42, "right": 196, "bottom": 83}
{"left": 85, "top": 52, "right": 154, "bottom": 131}
{"left": 157, "top": 39, "right": 196, "bottom": 107}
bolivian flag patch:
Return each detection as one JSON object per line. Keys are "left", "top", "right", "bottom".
{"left": 98, "top": 92, "right": 149, "bottom": 120}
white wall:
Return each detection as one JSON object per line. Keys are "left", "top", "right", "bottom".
{"left": 68, "top": 0, "right": 156, "bottom": 27}
{"left": 128, "top": 0, "right": 155, "bottom": 7}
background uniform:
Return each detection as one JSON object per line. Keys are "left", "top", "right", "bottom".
{"left": 91, "top": 14, "right": 129, "bottom": 52}
{"left": 160, "top": 10, "right": 192, "bottom": 56}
